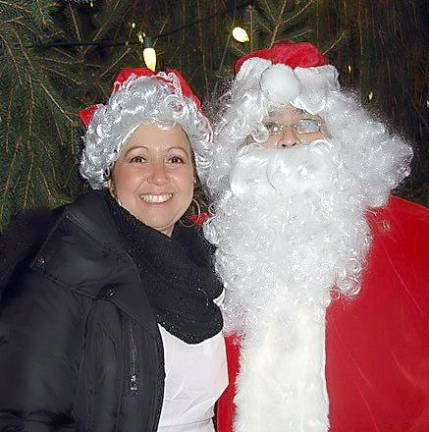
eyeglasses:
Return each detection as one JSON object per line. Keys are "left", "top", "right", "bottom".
{"left": 264, "top": 118, "right": 323, "bottom": 136}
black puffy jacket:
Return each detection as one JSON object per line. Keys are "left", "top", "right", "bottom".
{"left": 0, "top": 191, "right": 166, "bottom": 432}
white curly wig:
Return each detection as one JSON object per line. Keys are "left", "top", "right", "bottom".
{"left": 202, "top": 45, "right": 412, "bottom": 208}
{"left": 80, "top": 69, "right": 212, "bottom": 189}
{"left": 202, "top": 42, "right": 414, "bottom": 431}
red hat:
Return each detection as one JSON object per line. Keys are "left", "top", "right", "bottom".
{"left": 231, "top": 40, "right": 337, "bottom": 113}
{"left": 79, "top": 67, "right": 202, "bottom": 128}
{"left": 234, "top": 40, "right": 328, "bottom": 75}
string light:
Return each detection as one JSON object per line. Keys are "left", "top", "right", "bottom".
{"left": 232, "top": 26, "right": 249, "bottom": 43}
{"left": 131, "top": 22, "right": 136, "bottom": 29}
{"left": 29, "top": 0, "right": 255, "bottom": 50}
{"left": 368, "top": 91, "right": 374, "bottom": 101}
{"left": 347, "top": 65, "right": 352, "bottom": 73}
{"left": 143, "top": 36, "right": 157, "bottom": 71}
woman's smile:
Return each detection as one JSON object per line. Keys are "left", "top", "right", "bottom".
{"left": 111, "top": 122, "right": 194, "bottom": 237}
{"left": 140, "top": 193, "right": 174, "bottom": 204}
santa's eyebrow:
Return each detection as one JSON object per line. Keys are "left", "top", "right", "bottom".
{"left": 291, "top": 108, "right": 305, "bottom": 114}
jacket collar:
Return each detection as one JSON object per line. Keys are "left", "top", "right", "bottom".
{"left": 51, "top": 190, "right": 158, "bottom": 332}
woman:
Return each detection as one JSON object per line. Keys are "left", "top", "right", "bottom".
{"left": 0, "top": 68, "right": 227, "bottom": 432}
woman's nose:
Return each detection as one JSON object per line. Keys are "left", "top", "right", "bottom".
{"left": 276, "top": 126, "right": 300, "bottom": 148}
{"left": 147, "top": 162, "right": 169, "bottom": 185}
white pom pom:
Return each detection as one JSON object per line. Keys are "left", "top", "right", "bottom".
{"left": 260, "top": 64, "right": 301, "bottom": 106}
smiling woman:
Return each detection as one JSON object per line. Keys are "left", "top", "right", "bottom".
{"left": 0, "top": 68, "right": 226, "bottom": 432}
{"left": 111, "top": 123, "right": 194, "bottom": 237}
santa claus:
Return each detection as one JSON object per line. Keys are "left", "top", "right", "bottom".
{"left": 198, "top": 41, "right": 429, "bottom": 431}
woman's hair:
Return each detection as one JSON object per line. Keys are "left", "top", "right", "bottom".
{"left": 80, "top": 72, "right": 212, "bottom": 189}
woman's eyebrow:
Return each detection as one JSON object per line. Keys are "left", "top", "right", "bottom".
{"left": 167, "top": 146, "right": 191, "bottom": 157}
{"left": 123, "top": 145, "right": 149, "bottom": 156}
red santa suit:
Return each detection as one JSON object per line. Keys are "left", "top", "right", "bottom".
{"left": 216, "top": 196, "right": 429, "bottom": 432}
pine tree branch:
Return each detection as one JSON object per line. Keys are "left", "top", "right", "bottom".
{"left": 41, "top": 65, "right": 82, "bottom": 86}
{"left": 0, "top": 33, "right": 24, "bottom": 85}
{"left": 38, "top": 134, "right": 58, "bottom": 183}
{"left": 13, "top": 26, "right": 36, "bottom": 72}
{"left": 40, "top": 83, "right": 74, "bottom": 122}
{"left": 67, "top": 4, "right": 83, "bottom": 42}
{"left": 27, "top": 75, "right": 35, "bottom": 144}
{"left": 38, "top": 166, "right": 53, "bottom": 200}
{"left": 52, "top": 47, "right": 77, "bottom": 60}
{"left": 23, "top": 75, "right": 36, "bottom": 208}
{"left": 33, "top": 0, "right": 48, "bottom": 28}
{"left": 0, "top": 140, "right": 20, "bottom": 222}
{"left": 249, "top": 5, "right": 255, "bottom": 51}
{"left": 4, "top": 83, "right": 16, "bottom": 152}
{"left": 281, "top": 0, "right": 316, "bottom": 26}
{"left": 256, "top": 15, "right": 272, "bottom": 34}
{"left": 3, "top": 16, "right": 25, "bottom": 25}
{"left": 322, "top": 31, "right": 346, "bottom": 55}
{"left": 261, "top": 0, "right": 275, "bottom": 22}
{"left": 0, "top": 1, "right": 30, "bottom": 13}
{"left": 51, "top": 116, "right": 64, "bottom": 152}
{"left": 269, "top": 0, "right": 289, "bottom": 48}
{"left": 22, "top": 152, "right": 34, "bottom": 208}
{"left": 100, "top": 47, "right": 132, "bottom": 78}
{"left": 35, "top": 55, "right": 78, "bottom": 65}
{"left": 11, "top": 16, "right": 41, "bottom": 37}
{"left": 82, "top": 0, "right": 123, "bottom": 56}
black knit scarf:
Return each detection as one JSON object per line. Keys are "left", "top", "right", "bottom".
{"left": 106, "top": 193, "right": 223, "bottom": 344}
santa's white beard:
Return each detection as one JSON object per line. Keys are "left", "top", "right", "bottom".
{"left": 205, "top": 139, "right": 371, "bottom": 432}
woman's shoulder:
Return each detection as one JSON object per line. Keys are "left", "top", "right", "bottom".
{"left": 0, "top": 207, "right": 61, "bottom": 293}
{"left": 1, "top": 191, "right": 124, "bottom": 298}
{"left": 31, "top": 191, "right": 126, "bottom": 294}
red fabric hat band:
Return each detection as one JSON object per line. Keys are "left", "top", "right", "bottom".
{"left": 79, "top": 67, "right": 202, "bottom": 128}
{"left": 234, "top": 40, "right": 328, "bottom": 75}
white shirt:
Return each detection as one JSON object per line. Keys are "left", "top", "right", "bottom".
{"left": 157, "top": 325, "right": 228, "bottom": 432}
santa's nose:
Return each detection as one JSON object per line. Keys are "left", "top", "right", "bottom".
{"left": 276, "top": 126, "right": 300, "bottom": 148}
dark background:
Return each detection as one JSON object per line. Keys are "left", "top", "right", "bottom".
{"left": 0, "top": 0, "right": 427, "bottom": 229}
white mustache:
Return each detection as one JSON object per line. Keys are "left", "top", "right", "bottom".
{"left": 230, "top": 139, "right": 339, "bottom": 199}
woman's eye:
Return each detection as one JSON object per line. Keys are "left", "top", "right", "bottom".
{"left": 129, "top": 155, "right": 146, "bottom": 163}
{"left": 168, "top": 156, "right": 185, "bottom": 164}
{"left": 296, "top": 119, "right": 321, "bottom": 134}
{"left": 265, "top": 122, "right": 282, "bottom": 134}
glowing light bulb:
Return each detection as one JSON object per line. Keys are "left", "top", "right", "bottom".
{"left": 232, "top": 27, "right": 250, "bottom": 43}
{"left": 143, "top": 36, "right": 156, "bottom": 71}
{"left": 131, "top": 22, "right": 136, "bottom": 29}
{"left": 368, "top": 91, "right": 374, "bottom": 101}
{"left": 347, "top": 65, "right": 352, "bottom": 73}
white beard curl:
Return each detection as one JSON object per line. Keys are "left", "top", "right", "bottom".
{"left": 205, "top": 139, "right": 373, "bottom": 432}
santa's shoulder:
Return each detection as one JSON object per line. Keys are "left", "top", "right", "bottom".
{"left": 326, "top": 195, "right": 429, "bottom": 432}
{"left": 367, "top": 195, "right": 429, "bottom": 244}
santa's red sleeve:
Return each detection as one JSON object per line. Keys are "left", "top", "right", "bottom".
{"left": 216, "top": 196, "right": 429, "bottom": 432}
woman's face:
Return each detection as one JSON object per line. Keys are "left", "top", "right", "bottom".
{"left": 111, "top": 123, "right": 194, "bottom": 237}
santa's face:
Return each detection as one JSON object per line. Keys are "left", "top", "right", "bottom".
{"left": 261, "top": 105, "right": 327, "bottom": 149}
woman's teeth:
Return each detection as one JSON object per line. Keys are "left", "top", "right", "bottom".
{"left": 140, "top": 193, "right": 173, "bottom": 203}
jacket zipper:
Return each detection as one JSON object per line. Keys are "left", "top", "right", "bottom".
{"left": 128, "top": 320, "right": 138, "bottom": 391}
{"left": 152, "top": 325, "right": 165, "bottom": 431}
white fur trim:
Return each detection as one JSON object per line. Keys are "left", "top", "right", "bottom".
{"left": 292, "top": 65, "right": 340, "bottom": 114}
{"left": 260, "top": 64, "right": 302, "bottom": 106}
{"left": 236, "top": 57, "right": 272, "bottom": 83}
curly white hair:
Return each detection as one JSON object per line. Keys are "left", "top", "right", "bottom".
{"left": 80, "top": 71, "right": 212, "bottom": 189}
{"left": 202, "top": 58, "right": 412, "bottom": 208}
